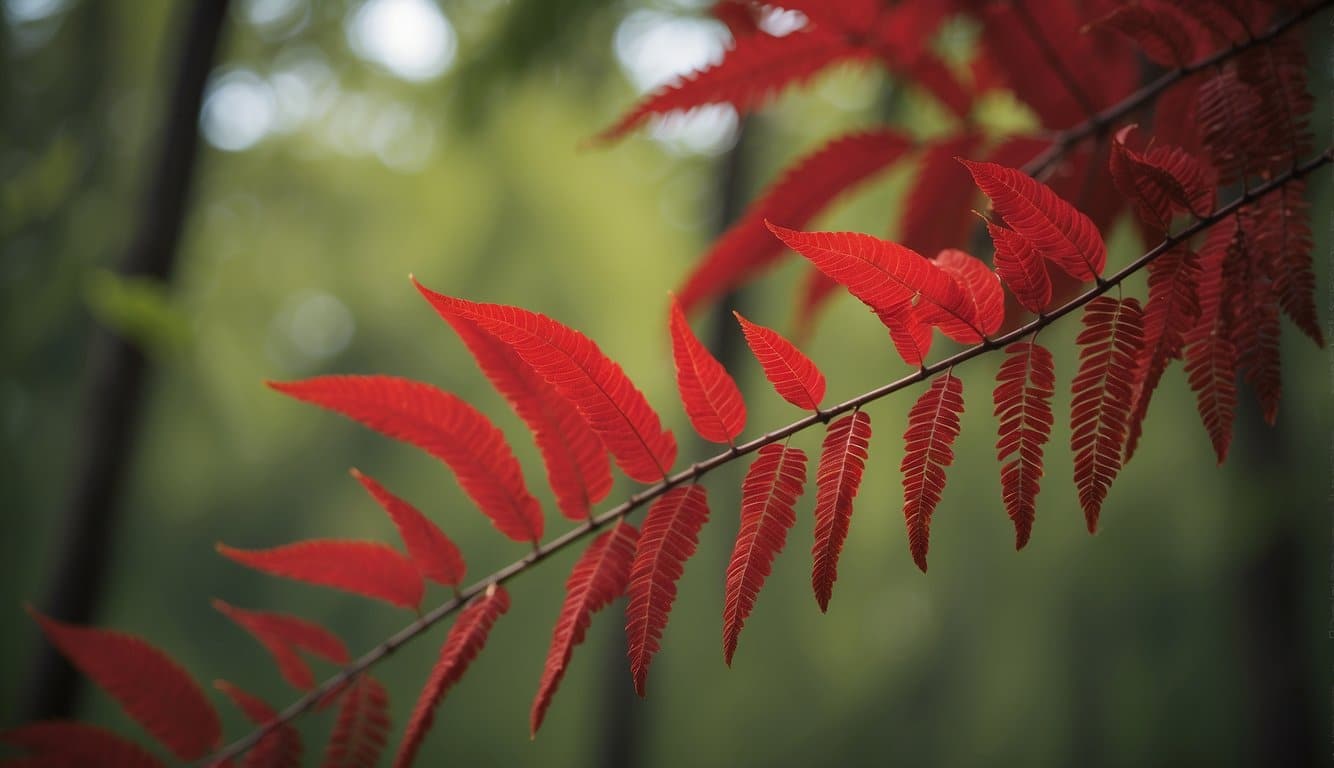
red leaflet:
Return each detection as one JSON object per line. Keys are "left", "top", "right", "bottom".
{"left": 1110, "top": 125, "right": 1216, "bottom": 231}
{"left": 531, "top": 521, "right": 638, "bottom": 736}
{"left": 811, "top": 411, "right": 871, "bottom": 612}
{"left": 723, "top": 444, "right": 808, "bottom": 665}
{"left": 26, "top": 608, "right": 220, "bottom": 761}
{"left": 768, "top": 223, "right": 984, "bottom": 345}
{"left": 0, "top": 721, "right": 165, "bottom": 768}
{"left": 269, "top": 376, "right": 542, "bottom": 543}
{"left": 1268, "top": 182, "right": 1322, "bottom": 347}
{"left": 993, "top": 342, "right": 1055, "bottom": 550}
{"left": 677, "top": 130, "right": 912, "bottom": 313}
{"left": 1090, "top": 1, "right": 1197, "bottom": 68}
{"left": 215, "top": 680, "right": 303, "bottom": 768}
{"left": 959, "top": 158, "right": 1107, "bottom": 282}
{"left": 879, "top": 298, "right": 935, "bottom": 367}
{"left": 1071, "top": 297, "right": 1145, "bottom": 532}
{"left": 1124, "top": 247, "right": 1202, "bottom": 463}
{"left": 350, "top": 469, "right": 466, "bottom": 586}
{"left": 898, "top": 134, "right": 984, "bottom": 258}
{"left": 921, "top": 249, "right": 1004, "bottom": 338}
{"left": 416, "top": 281, "right": 612, "bottom": 522}
{"left": 424, "top": 293, "right": 677, "bottom": 484}
{"left": 626, "top": 484, "right": 710, "bottom": 696}
{"left": 322, "top": 676, "right": 390, "bottom": 768}
{"left": 988, "top": 220, "right": 1052, "bottom": 314}
{"left": 669, "top": 296, "right": 746, "bottom": 444}
{"left": 218, "top": 541, "right": 424, "bottom": 610}
{"left": 733, "top": 311, "right": 826, "bottom": 411}
{"left": 593, "top": 25, "right": 863, "bottom": 144}
{"left": 395, "top": 585, "right": 510, "bottom": 768}
{"left": 901, "top": 372, "right": 965, "bottom": 572}
{"left": 1184, "top": 233, "right": 1238, "bottom": 464}
{"left": 1197, "top": 70, "right": 1262, "bottom": 183}
{"left": 212, "top": 600, "right": 350, "bottom": 691}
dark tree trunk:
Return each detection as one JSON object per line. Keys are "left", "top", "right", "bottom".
{"left": 21, "top": 0, "right": 232, "bottom": 721}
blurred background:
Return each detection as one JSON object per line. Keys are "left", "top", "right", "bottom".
{"left": 1, "top": 0, "right": 1329, "bottom": 765}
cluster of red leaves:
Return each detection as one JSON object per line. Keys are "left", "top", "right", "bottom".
{"left": 9, "top": 1, "right": 1323, "bottom": 765}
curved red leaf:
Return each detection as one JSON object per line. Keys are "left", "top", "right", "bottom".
{"left": 0, "top": 722, "right": 165, "bottom": 768}
{"left": 215, "top": 680, "right": 303, "bottom": 768}
{"left": 723, "top": 443, "right": 808, "bottom": 665}
{"left": 416, "top": 281, "right": 612, "bottom": 521}
{"left": 26, "top": 608, "right": 220, "bottom": 761}
{"left": 421, "top": 291, "right": 677, "bottom": 484}
{"left": 811, "top": 411, "right": 871, "bottom": 612}
{"left": 678, "top": 129, "right": 911, "bottom": 313}
{"left": 322, "top": 676, "right": 389, "bottom": 768}
{"left": 217, "top": 541, "right": 424, "bottom": 610}
{"left": 733, "top": 311, "right": 826, "bottom": 411}
{"left": 269, "top": 375, "right": 542, "bottom": 543}
{"left": 350, "top": 469, "right": 466, "bottom": 586}
{"left": 1110, "top": 125, "right": 1216, "bottom": 231}
{"left": 987, "top": 220, "right": 1052, "bottom": 315}
{"left": 531, "top": 521, "right": 638, "bottom": 737}
{"left": 993, "top": 342, "right": 1055, "bottom": 550}
{"left": 394, "top": 585, "right": 510, "bottom": 768}
{"left": 901, "top": 371, "right": 965, "bottom": 572}
{"left": 767, "top": 224, "right": 984, "bottom": 345}
{"left": 959, "top": 158, "right": 1107, "bottom": 282}
{"left": 625, "top": 484, "right": 710, "bottom": 696}
{"left": 1071, "top": 297, "right": 1145, "bottom": 532}
{"left": 212, "top": 600, "right": 349, "bottom": 691}
{"left": 669, "top": 296, "right": 746, "bottom": 444}
{"left": 593, "top": 25, "right": 864, "bottom": 144}
{"left": 921, "top": 249, "right": 1004, "bottom": 338}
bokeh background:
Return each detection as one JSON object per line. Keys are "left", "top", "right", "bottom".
{"left": 2, "top": 1, "right": 1330, "bottom": 765}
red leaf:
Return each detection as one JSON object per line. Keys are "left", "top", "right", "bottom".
{"left": 1110, "top": 125, "right": 1216, "bottom": 232}
{"left": 212, "top": 600, "right": 350, "bottom": 692}
{"left": 733, "top": 311, "right": 826, "bottom": 411}
{"left": 350, "top": 469, "right": 466, "bottom": 586}
{"left": 593, "top": 25, "right": 865, "bottom": 144}
{"left": 422, "top": 292, "right": 678, "bottom": 484}
{"left": 811, "top": 411, "right": 871, "bottom": 612}
{"left": 26, "top": 608, "right": 220, "bottom": 761}
{"left": 723, "top": 443, "right": 808, "bottom": 665}
{"left": 217, "top": 541, "right": 424, "bottom": 610}
{"left": 394, "top": 585, "right": 510, "bottom": 768}
{"left": 322, "top": 676, "right": 390, "bottom": 768}
{"left": 768, "top": 223, "right": 984, "bottom": 345}
{"left": 669, "top": 296, "right": 746, "bottom": 444}
{"left": 1124, "top": 246, "right": 1202, "bottom": 463}
{"left": 416, "top": 281, "right": 612, "bottom": 521}
{"left": 1090, "top": 1, "right": 1197, "bottom": 68}
{"left": 531, "top": 521, "right": 638, "bottom": 736}
{"left": 269, "top": 375, "right": 542, "bottom": 543}
{"left": 677, "top": 129, "right": 911, "bottom": 313}
{"left": 959, "top": 158, "right": 1107, "bottom": 282}
{"left": 988, "top": 220, "right": 1052, "bottom": 314}
{"left": 1184, "top": 234, "right": 1238, "bottom": 464}
{"left": 1071, "top": 297, "right": 1145, "bottom": 532}
{"left": 626, "top": 484, "right": 710, "bottom": 696}
{"left": 901, "top": 372, "right": 965, "bottom": 572}
{"left": 1268, "top": 181, "right": 1322, "bottom": 348}
{"left": 0, "top": 722, "right": 165, "bottom": 768}
{"left": 993, "top": 342, "right": 1055, "bottom": 550}
{"left": 214, "top": 681, "right": 302, "bottom": 768}
{"left": 898, "top": 133, "right": 984, "bottom": 257}
{"left": 921, "top": 249, "right": 1004, "bottom": 338}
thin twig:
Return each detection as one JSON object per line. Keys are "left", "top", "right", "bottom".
{"left": 197, "top": 133, "right": 1332, "bottom": 766}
